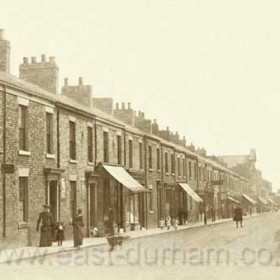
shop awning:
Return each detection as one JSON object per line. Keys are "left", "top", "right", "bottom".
{"left": 242, "top": 194, "right": 257, "bottom": 205}
{"left": 103, "top": 165, "right": 148, "bottom": 193}
{"left": 227, "top": 197, "right": 240, "bottom": 204}
{"left": 258, "top": 197, "right": 268, "bottom": 205}
{"left": 179, "top": 183, "right": 203, "bottom": 203}
{"left": 267, "top": 198, "right": 277, "bottom": 205}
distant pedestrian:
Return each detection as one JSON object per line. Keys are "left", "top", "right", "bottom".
{"left": 159, "top": 219, "right": 165, "bottom": 230}
{"left": 36, "top": 205, "right": 54, "bottom": 247}
{"left": 173, "top": 218, "right": 179, "bottom": 230}
{"left": 72, "top": 209, "right": 84, "bottom": 249}
{"left": 166, "top": 216, "right": 171, "bottom": 230}
{"left": 234, "top": 206, "right": 243, "bottom": 228}
{"left": 56, "top": 222, "right": 65, "bottom": 246}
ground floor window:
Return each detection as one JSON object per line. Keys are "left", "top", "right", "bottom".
{"left": 19, "top": 177, "right": 28, "bottom": 222}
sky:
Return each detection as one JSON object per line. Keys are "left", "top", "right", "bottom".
{"left": 1, "top": 0, "right": 280, "bottom": 190}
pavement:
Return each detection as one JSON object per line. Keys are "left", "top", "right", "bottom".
{"left": 0, "top": 213, "right": 262, "bottom": 264}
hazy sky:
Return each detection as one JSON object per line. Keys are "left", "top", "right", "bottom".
{"left": 1, "top": 0, "right": 280, "bottom": 190}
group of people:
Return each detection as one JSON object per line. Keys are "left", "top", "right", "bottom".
{"left": 36, "top": 205, "right": 84, "bottom": 248}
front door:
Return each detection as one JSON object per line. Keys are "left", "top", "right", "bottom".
{"left": 49, "top": 180, "right": 59, "bottom": 223}
{"left": 89, "top": 183, "right": 97, "bottom": 227}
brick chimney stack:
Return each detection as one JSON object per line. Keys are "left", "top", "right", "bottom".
{"left": 0, "top": 29, "right": 10, "bottom": 73}
{"left": 159, "top": 126, "right": 171, "bottom": 142}
{"left": 19, "top": 54, "right": 59, "bottom": 94}
{"left": 92, "top": 97, "right": 114, "bottom": 115}
{"left": 187, "top": 142, "right": 195, "bottom": 152}
{"left": 61, "top": 77, "right": 93, "bottom": 107}
{"left": 134, "top": 110, "right": 152, "bottom": 134}
{"left": 113, "top": 102, "right": 135, "bottom": 126}
{"left": 152, "top": 119, "right": 159, "bottom": 136}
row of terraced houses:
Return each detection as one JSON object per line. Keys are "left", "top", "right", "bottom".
{"left": 0, "top": 30, "right": 276, "bottom": 248}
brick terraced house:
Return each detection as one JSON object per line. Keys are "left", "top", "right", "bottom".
{"left": 0, "top": 30, "right": 273, "bottom": 248}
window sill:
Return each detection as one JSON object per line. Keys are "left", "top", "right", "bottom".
{"left": 148, "top": 168, "right": 153, "bottom": 172}
{"left": 69, "top": 159, "right": 78, "bottom": 164}
{"left": 171, "top": 173, "right": 175, "bottom": 177}
{"left": 157, "top": 170, "right": 161, "bottom": 173}
{"left": 165, "top": 173, "right": 169, "bottom": 176}
{"left": 178, "top": 176, "right": 182, "bottom": 179}
{"left": 88, "top": 161, "right": 94, "bottom": 166}
{"left": 149, "top": 210, "right": 154, "bottom": 215}
{"left": 18, "top": 222, "right": 29, "bottom": 229}
{"left": 19, "top": 150, "right": 31, "bottom": 156}
{"left": 46, "top": 153, "right": 55, "bottom": 159}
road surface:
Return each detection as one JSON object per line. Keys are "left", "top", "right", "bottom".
{"left": 1, "top": 212, "right": 280, "bottom": 280}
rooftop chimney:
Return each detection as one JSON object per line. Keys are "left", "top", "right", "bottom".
{"left": 134, "top": 110, "right": 152, "bottom": 134}
{"left": 152, "top": 119, "right": 159, "bottom": 136}
{"left": 0, "top": 29, "right": 10, "bottom": 73}
{"left": 61, "top": 78, "right": 93, "bottom": 107}
{"left": 79, "top": 77, "right": 83, "bottom": 85}
{"left": 92, "top": 97, "right": 114, "bottom": 115}
{"left": 64, "top": 77, "right": 68, "bottom": 86}
{"left": 113, "top": 101, "right": 135, "bottom": 126}
{"left": 19, "top": 54, "right": 59, "bottom": 94}
{"left": 159, "top": 126, "right": 171, "bottom": 141}
{"left": 41, "top": 54, "right": 46, "bottom": 62}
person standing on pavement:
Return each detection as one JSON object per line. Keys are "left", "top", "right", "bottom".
{"left": 72, "top": 209, "right": 84, "bottom": 249}
{"left": 36, "top": 205, "right": 54, "bottom": 247}
{"left": 234, "top": 206, "right": 243, "bottom": 228}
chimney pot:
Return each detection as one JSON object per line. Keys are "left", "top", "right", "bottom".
{"left": 23, "top": 57, "right": 28, "bottom": 64}
{"left": 79, "top": 77, "right": 83, "bottom": 85}
{"left": 49, "top": 56, "right": 55, "bottom": 63}
{"left": 0, "top": 29, "right": 4, "bottom": 40}
{"left": 167, "top": 126, "right": 169, "bottom": 131}
{"left": 128, "top": 102, "right": 131, "bottom": 109}
{"left": 153, "top": 119, "right": 157, "bottom": 124}
{"left": 116, "top": 103, "right": 119, "bottom": 109}
{"left": 64, "top": 78, "right": 68, "bottom": 86}
{"left": 122, "top": 102, "right": 125, "bottom": 109}
{"left": 138, "top": 111, "right": 141, "bottom": 117}
{"left": 41, "top": 54, "right": 46, "bottom": 62}
{"left": 31, "top": 57, "right": 36, "bottom": 63}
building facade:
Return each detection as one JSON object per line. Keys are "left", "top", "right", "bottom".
{"left": 0, "top": 30, "right": 274, "bottom": 249}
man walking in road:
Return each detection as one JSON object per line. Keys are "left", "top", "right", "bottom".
{"left": 234, "top": 206, "right": 243, "bottom": 228}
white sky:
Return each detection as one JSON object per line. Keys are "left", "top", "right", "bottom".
{"left": 1, "top": 0, "right": 280, "bottom": 190}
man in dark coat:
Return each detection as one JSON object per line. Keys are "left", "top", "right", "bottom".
{"left": 234, "top": 206, "right": 243, "bottom": 228}
{"left": 36, "top": 205, "right": 54, "bottom": 247}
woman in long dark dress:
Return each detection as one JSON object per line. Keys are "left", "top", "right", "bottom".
{"left": 72, "top": 209, "right": 84, "bottom": 248}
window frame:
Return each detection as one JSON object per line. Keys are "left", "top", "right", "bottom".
{"left": 19, "top": 105, "right": 29, "bottom": 151}
{"left": 19, "top": 177, "right": 28, "bottom": 222}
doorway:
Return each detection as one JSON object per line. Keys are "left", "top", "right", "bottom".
{"left": 89, "top": 183, "right": 97, "bottom": 227}
{"left": 49, "top": 180, "right": 59, "bottom": 223}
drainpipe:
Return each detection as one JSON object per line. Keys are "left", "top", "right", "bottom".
{"left": 2, "top": 84, "right": 7, "bottom": 237}
{"left": 56, "top": 107, "right": 60, "bottom": 169}
{"left": 123, "top": 129, "right": 126, "bottom": 167}
{"left": 160, "top": 144, "right": 165, "bottom": 221}
{"left": 94, "top": 119, "right": 97, "bottom": 166}
{"left": 143, "top": 136, "right": 148, "bottom": 229}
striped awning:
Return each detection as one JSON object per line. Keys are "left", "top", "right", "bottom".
{"left": 179, "top": 183, "right": 203, "bottom": 203}
{"left": 227, "top": 196, "right": 240, "bottom": 204}
{"left": 242, "top": 194, "right": 257, "bottom": 205}
{"left": 103, "top": 164, "right": 148, "bottom": 193}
